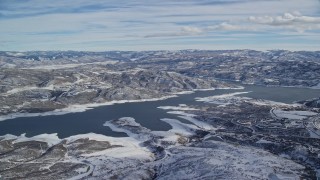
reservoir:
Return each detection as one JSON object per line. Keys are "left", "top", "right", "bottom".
{"left": 0, "top": 84, "right": 319, "bottom": 138}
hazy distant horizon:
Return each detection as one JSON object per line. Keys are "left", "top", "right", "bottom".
{"left": 1, "top": 48, "right": 320, "bottom": 53}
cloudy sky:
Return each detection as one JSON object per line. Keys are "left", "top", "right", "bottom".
{"left": 0, "top": 0, "right": 319, "bottom": 51}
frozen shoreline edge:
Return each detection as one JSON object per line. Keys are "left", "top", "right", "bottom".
{"left": 0, "top": 86, "right": 243, "bottom": 122}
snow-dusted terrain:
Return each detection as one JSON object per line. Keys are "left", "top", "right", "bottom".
{"left": 271, "top": 109, "right": 318, "bottom": 120}
{"left": 0, "top": 116, "right": 309, "bottom": 179}
{"left": 0, "top": 64, "right": 234, "bottom": 118}
{"left": 1, "top": 50, "right": 320, "bottom": 179}
{"left": 1, "top": 90, "right": 319, "bottom": 179}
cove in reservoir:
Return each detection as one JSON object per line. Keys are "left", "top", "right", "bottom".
{"left": 0, "top": 84, "right": 319, "bottom": 138}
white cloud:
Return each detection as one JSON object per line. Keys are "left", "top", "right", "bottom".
{"left": 248, "top": 12, "right": 320, "bottom": 32}
{"left": 144, "top": 26, "right": 203, "bottom": 38}
{"left": 181, "top": 26, "right": 203, "bottom": 34}
{"left": 144, "top": 23, "right": 257, "bottom": 38}
{"left": 207, "top": 22, "right": 256, "bottom": 31}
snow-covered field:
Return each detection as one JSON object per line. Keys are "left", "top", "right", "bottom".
{"left": 195, "top": 91, "right": 252, "bottom": 106}
{"left": 158, "top": 105, "right": 198, "bottom": 111}
{"left": 0, "top": 116, "right": 307, "bottom": 179}
{"left": 195, "top": 91, "right": 297, "bottom": 107}
{"left": 156, "top": 141, "right": 304, "bottom": 180}
{"left": 271, "top": 108, "right": 318, "bottom": 120}
{"left": 166, "top": 110, "right": 216, "bottom": 131}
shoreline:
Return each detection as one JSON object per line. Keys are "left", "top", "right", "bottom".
{"left": 0, "top": 95, "right": 177, "bottom": 122}
{"left": 0, "top": 87, "right": 242, "bottom": 122}
{"left": 214, "top": 78, "right": 320, "bottom": 90}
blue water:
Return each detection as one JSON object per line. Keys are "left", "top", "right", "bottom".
{"left": 0, "top": 85, "right": 319, "bottom": 138}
